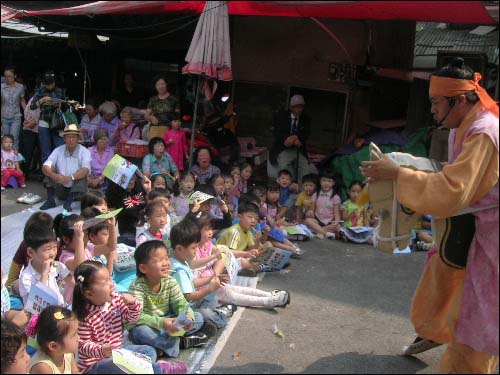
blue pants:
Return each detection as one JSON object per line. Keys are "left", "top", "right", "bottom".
{"left": 38, "top": 126, "right": 64, "bottom": 165}
{"left": 86, "top": 344, "right": 163, "bottom": 374}
{"left": 192, "top": 299, "right": 228, "bottom": 329}
{"left": 128, "top": 312, "right": 204, "bottom": 358}
{"left": 2, "top": 115, "right": 22, "bottom": 150}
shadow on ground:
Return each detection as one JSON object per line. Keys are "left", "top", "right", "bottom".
{"left": 300, "top": 352, "right": 428, "bottom": 374}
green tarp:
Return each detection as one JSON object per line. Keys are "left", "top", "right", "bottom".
{"left": 330, "top": 127, "right": 431, "bottom": 200}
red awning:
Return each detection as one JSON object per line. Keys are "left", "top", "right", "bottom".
{"left": 2, "top": 1, "right": 498, "bottom": 24}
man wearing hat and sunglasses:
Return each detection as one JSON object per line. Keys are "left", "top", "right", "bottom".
{"left": 40, "top": 124, "right": 91, "bottom": 211}
{"left": 30, "top": 70, "right": 66, "bottom": 166}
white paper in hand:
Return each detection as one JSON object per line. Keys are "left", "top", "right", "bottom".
{"left": 112, "top": 348, "right": 154, "bottom": 374}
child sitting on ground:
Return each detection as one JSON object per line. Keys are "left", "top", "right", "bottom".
{"left": 295, "top": 174, "right": 318, "bottom": 224}
{"left": 222, "top": 173, "right": 238, "bottom": 218}
{"left": 74, "top": 260, "right": 186, "bottom": 373}
{"left": 339, "top": 181, "right": 374, "bottom": 244}
{"left": 136, "top": 200, "right": 171, "bottom": 247}
{"left": 304, "top": 169, "right": 341, "bottom": 240}
{"left": 277, "top": 169, "right": 299, "bottom": 221}
{"left": 127, "top": 241, "right": 208, "bottom": 358}
{"left": 1, "top": 268, "right": 29, "bottom": 327}
{"left": 1, "top": 134, "right": 26, "bottom": 190}
{"left": 193, "top": 216, "right": 290, "bottom": 309}
{"left": 150, "top": 173, "right": 168, "bottom": 191}
{"left": 6, "top": 212, "right": 58, "bottom": 294}
{"left": 1, "top": 319, "right": 30, "bottom": 374}
{"left": 19, "top": 225, "right": 74, "bottom": 309}
{"left": 261, "top": 181, "right": 302, "bottom": 257}
{"left": 186, "top": 184, "right": 232, "bottom": 232}
{"left": 80, "top": 190, "right": 109, "bottom": 213}
{"left": 411, "top": 214, "right": 434, "bottom": 251}
{"left": 171, "top": 171, "right": 197, "bottom": 218}
{"left": 237, "top": 163, "right": 253, "bottom": 196}
{"left": 209, "top": 174, "right": 226, "bottom": 219}
{"left": 217, "top": 202, "right": 265, "bottom": 275}
{"left": 170, "top": 218, "right": 228, "bottom": 334}
{"left": 26, "top": 306, "right": 79, "bottom": 374}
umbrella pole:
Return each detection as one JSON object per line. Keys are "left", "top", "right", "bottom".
{"left": 188, "top": 77, "right": 200, "bottom": 170}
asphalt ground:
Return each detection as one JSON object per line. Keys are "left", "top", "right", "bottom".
{"left": 4, "top": 180, "right": 496, "bottom": 374}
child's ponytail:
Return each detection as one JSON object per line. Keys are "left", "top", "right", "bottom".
{"left": 73, "top": 261, "right": 106, "bottom": 321}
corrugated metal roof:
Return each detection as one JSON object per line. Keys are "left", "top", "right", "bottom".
{"left": 414, "top": 24, "right": 499, "bottom": 65}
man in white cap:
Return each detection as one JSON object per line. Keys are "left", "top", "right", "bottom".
{"left": 40, "top": 124, "right": 91, "bottom": 211}
{"left": 270, "top": 94, "right": 311, "bottom": 183}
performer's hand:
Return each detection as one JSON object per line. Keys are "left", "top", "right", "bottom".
{"left": 360, "top": 154, "right": 399, "bottom": 183}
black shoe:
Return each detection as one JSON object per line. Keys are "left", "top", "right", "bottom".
{"left": 200, "top": 322, "right": 218, "bottom": 337}
{"left": 180, "top": 332, "right": 209, "bottom": 349}
{"left": 63, "top": 199, "right": 73, "bottom": 212}
{"left": 237, "top": 269, "right": 257, "bottom": 277}
{"left": 215, "top": 304, "right": 237, "bottom": 319}
{"left": 40, "top": 199, "right": 57, "bottom": 210}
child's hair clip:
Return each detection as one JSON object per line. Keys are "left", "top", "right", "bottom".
{"left": 54, "top": 311, "right": 65, "bottom": 320}
{"left": 61, "top": 209, "right": 72, "bottom": 217}
{"left": 77, "top": 275, "right": 85, "bottom": 283}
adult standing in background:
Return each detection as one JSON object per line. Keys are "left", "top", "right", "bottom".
{"left": 1, "top": 67, "right": 27, "bottom": 150}
{"left": 271, "top": 94, "right": 312, "bottom": 183}
{"left": 30, "top": 70, "right": 66, "bottom": 165}
{"left": 144, "top": 76, "right": 180, "bottom": 140}
{"left": 114, "top": 72, "right": 145, "bottom": 109}
{"left": 79, "top": 98, "right": 101, "bottom": 144}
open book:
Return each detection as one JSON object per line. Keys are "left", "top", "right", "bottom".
{"left": 112, "top": 348, "right": 154, "bottom": 374}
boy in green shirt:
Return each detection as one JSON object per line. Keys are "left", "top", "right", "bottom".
{"left": 127, "top": 240, "right": 208, "bottom": 358}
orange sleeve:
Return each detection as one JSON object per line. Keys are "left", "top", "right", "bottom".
{"left": 396, "top": 134, "right": 498, "bottom": 218}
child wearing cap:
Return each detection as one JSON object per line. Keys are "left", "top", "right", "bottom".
{"left": 164, "top": 114, "right": 189, "bottom": 171}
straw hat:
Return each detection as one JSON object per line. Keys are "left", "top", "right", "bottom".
{"left": 59, "top": 124, "right": 81, "bottom": 137}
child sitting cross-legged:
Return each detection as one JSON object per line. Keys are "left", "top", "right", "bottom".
{"left": 304, "top": 169, "right": 342, "bottom": 240}
{"left": 74, "top": 260, "right": 186, "bottom": 374}
{"left": 193, "top": 216, "right": 290, "bottom": 309}
{"left": 26, "top": 306, "right": 79, "bottom": 374}
{"left": 338, "top": 181, "right": 374, "bottom": 244}
{"left": 295, "top": 174, "right": 318, "bottom": 224}
{"left": 127, "top": 241, "right": 208, "bottom": 359}
{"left": 261, "top": 181, "right": 302, "bottom": 257}
{"left": 216, "top": 202, "right": 266, "bottom": 276}
{"left": 170, "top": 218, "right": 229, "bottom": 336}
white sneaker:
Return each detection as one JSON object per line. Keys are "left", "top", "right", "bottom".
{"left": 1, "top": 186, "right": 5, "bottom": 191}
{"left": 326, "top": 232, "right": 336, "bottom": 240}
{"left": 271, "top": 290, "right": 290, "bottom": 307}
{"left": 315, "top": 233, "right": 325, "bottom": 239}
{"left": 17, "top": 192, "right": 30, "bottom": 203}
{"left": 20, "top": 184, "right": 27, "bottom": 188}
{"left": 24, "top": 193, "right": 43, "bottom": 205}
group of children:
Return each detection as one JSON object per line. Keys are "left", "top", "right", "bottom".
{"left": 2, "top": 153, "right": 437, "bottom": 374}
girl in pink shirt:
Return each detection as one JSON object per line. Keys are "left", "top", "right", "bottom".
{"left": 304, "top": 169, "right": 341, "bottom": 240}
{"left": 163, "top": 114, "right": 188, "bottom": 171}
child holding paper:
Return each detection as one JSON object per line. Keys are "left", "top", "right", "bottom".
{"left": 193, "top": 216, "right": 290, "bottom": 309}
{"left": 127, "top": 241, "right": 208, "bottom": 358}
{"left": 26, "top": 306, "right": 79, "bottom": 374}
{"left": 185, "top": 184, "right": 232, "bottom": 232}
{"left": 73, "top": 261, "right": 186, "bottom": 374}
{"left": 338, "top": 181, "right": 374, "bottom": 244}
{"left": 19, "top": 225, "right": 74, "bottom": 309}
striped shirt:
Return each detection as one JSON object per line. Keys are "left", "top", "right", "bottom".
{"left": 127, "top": 276, "right": 191, "bottom": 331}
{"left": 77, "top": 291, "right": 141, "bottom": 373}
{"left": 217, "top": 223, "right": 255, "bottom": 252}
